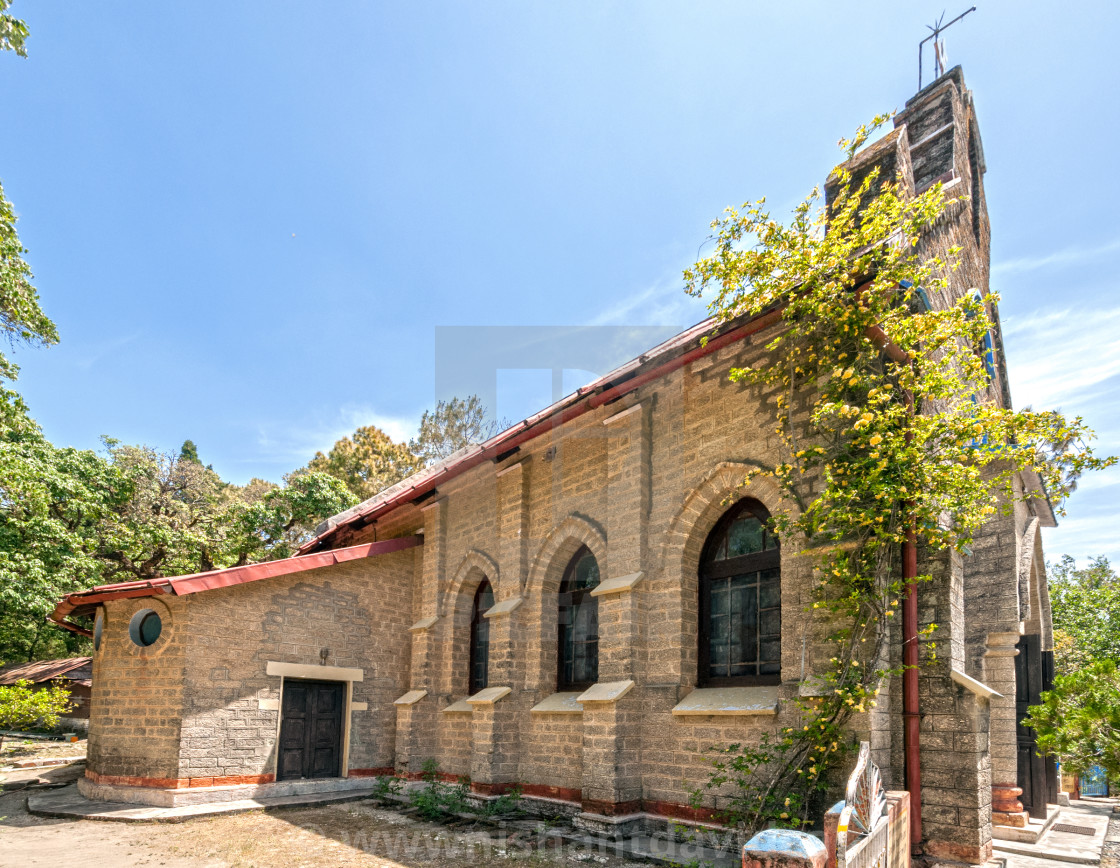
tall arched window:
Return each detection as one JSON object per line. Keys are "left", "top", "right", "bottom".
{"left": 469, "top": 580, "right": 494, "bottom": 694}
{"left": 699, "top": 499, "right": 780, "bottom": 686}
{"left": 558, "top": 546, "right": 600, "bottom": 690}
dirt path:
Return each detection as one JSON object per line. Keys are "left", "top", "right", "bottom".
{"left": 1, "top": 734, "right": 86, "bottom": 764}
{"left": 1, "top": 763, "right": 653, "bottom": 868}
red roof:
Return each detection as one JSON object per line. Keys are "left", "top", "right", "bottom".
{"left": 49, "top": 535, "right": 423, "bottom": 632}
{"left": 0, "top": 656, "right": 92, "bottom": 687}
{"left": 299, "top": 308, "right": 784, "bottom": 554}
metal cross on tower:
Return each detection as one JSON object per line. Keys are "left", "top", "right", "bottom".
{"left": 919, "top": 7, "right": 977, "bottom": 90}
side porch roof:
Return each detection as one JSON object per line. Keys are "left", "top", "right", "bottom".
{"left": 48, "top": 535, "right": 423, "bottom": 636}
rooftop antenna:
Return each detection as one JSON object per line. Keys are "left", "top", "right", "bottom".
{"left": 918, "top": 6, "right": 976, "bottom": 90}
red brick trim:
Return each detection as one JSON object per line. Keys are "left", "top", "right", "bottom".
{"left": 84, "top": 769, "right": 274, "bottom": 789}
{"left": 404, "top": 770, "right": 465, "bottom": 783}
{"left": 582, "top": 797, "right": 641, "bottom": 816}
{"left": 499, "top": 783, "right": 719, "bottom": 822}
{"left": 519, "top": 783, "right": 582, "bottom": 804}
{"left": 641, "top": 799, "right": 723, "bottom": 824}
{"left": 471, "top": 781, "right": 521, "bottom": 796}
{"left": 348, "top": 767, "right": 396, "bottom": 778}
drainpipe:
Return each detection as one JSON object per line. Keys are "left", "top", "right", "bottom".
{"left": 874, "top": 319, "right": 923, "bottom": 854}
{"left": 902, "top": 439, "right": 923, "bottom": 852}
{"left": 902, "top": 516, "right": 922, "bottom": 850}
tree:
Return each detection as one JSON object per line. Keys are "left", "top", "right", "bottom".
{"left": 0, "top": 677, "right": 72, "bottom": 752}
{"left": 224, "top": 470, "right": 357, "bottom": 563}
{"left": 0, "top": 420, "right": 128, "bottom": 663}
{"left": 306, "top": 425, "right": 417, "bottom": 502}
{"left": 92, "top": 443, "right": 359, "bottom": 580}
{"left": 1025, "top": 660, "right": 1120, "bottom": 781}
{"left": 178, "top": 439, "right": 200, "bottom": 464}
{"left": 93, "top": 441, "right": 230, "bottom": 580}
{"left": 410, "top": 396, "right": 499, "bottom": 466}
{"left": 684, "top": 115, "right": 1112, "bottom": 831}
{"left": 0, "top": 2, "right": 53, "bottom": 397}
{"left": 0, "top": 1, "right": 28, "bottom": 57}
{"left": 1049, "top": 555, "right": 1120, "bottom": 674}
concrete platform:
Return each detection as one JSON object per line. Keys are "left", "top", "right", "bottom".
{"left": 77, "top": 772, "right": 376, "bottom": 807}
{"left": 994, "top": 806, "right": 1063, "bottom": 844}
{"left": 994, "top": 799, "right": 1115, "bottom": 866}
{"left": 27, "top": 781, "right": 378, "bottom": 823}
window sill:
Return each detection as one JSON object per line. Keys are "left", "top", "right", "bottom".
{"left": 950, "top": 668, "right": 1001, "bottom": 699}
{"left": 483, "top": 596, "right": 524, "bottom": 619}
{"left": 408, "top": 615, "right": 439, "bottom": 633}
{"left": 589, "top": 572, "right": 643, "bottom": 597}
{"left": 577, "top": 679, "right": 635, "bottom": 703}
{"left": 465, "top": 686, "right": 512, "bottom": 705}
{"left": 530, "top": 692, "right": 584, "bottom": 715}
{"left": 442, "top": 698, "right": 473, "bottom": 714}
{"left": 671, "top": 685, "right": 779, "bottom": 716}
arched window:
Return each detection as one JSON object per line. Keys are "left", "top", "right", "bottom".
{"left": 699, "top": 499, "right": 781, "bottom": 686}
{"left": 469, "top": 580, "right": 494, "bottom": 694}
{"left": 558, "top": 546, "right": 600, "bottom": 690}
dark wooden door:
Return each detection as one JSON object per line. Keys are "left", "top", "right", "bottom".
{"left": 1041, "top": 649, "right": 1060, "bottom": 806}
{"left": 278, "top": 680, "right": 344, "bottom": 781}
{"left": 1015, "top": 634, "right": 1048, "bottom": 818}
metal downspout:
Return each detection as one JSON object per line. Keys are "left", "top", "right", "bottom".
{"left": 902, "top": 440, "right": 923, "bottom": 852}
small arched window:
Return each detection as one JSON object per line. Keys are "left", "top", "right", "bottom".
{"left": 967, "top": 290, "right": 997, "bottom": 385}
{"left": 558, "top": 546, "right": 600, "bottom": 690}
{"left": 699, "top": 499, "right": 781, "bottom": 686}
{"left": 469, "top": 580, "right": 494, "bottom": 694}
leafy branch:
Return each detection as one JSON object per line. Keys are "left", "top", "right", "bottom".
{"left": 685, "top": 114, "right": 1114, "bottom": 832}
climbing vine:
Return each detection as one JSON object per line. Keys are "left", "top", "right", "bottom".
{"left": 684, "top": 115, "right": 1115, "bottom": 832}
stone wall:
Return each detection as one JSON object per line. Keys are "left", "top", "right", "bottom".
{"left": 84, "top": 548, "right": 418, "bottom": 787}
{"left": 86, "top": 595, "right": 186, "bottom": 782}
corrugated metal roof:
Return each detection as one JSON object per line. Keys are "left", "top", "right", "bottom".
{"left": 299, "top": 310, "right": 786, "bottom": 554}
{"left": 0, "top": 656, "right": 92, "bottom": 687}
{"left": 49, "top": 535, "right": 423, "bottom": 628}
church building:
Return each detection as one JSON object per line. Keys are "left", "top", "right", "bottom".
{"left": 50, "top": 67, "right": 1058, "bottom": 865}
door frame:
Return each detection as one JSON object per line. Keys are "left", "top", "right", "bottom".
{"left": 266, "top": 661, "right": 363, "bottom": 779}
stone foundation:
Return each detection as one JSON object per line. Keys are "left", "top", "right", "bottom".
{"left": 76, "top": 770, "right": 375, "bottom": 808}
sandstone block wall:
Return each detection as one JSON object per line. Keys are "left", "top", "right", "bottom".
{"left": 87, "top": 595, "right": 186, "bottom": 781}
{"left": 86, "top": 548, "right": 417, "bottom": 785}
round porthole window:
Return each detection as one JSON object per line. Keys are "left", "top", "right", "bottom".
{"left": 129, "top": 609, "right": 163, "bottom": 647}
{"left": 93, "top": 610, "right": 104, "bottom": 651}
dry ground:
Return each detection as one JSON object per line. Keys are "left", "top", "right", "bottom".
{"left": 0, "top": 761, "right": 655, "bottom": 868}
{"left": 0, "top": 734, "right": 86, "bottom": 763}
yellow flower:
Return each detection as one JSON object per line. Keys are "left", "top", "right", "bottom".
{"left": 869, "top": 434, "right": 882, "bottom": 446}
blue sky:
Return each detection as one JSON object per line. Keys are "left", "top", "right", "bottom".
{"left": 3, "top": 2, "right": 1118, "bottom": 563}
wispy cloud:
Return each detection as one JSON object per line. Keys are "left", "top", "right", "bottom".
{"left": 993, "top": 236, "right": 1120, "bottom": 276}
{"left": 250, "top": 403, "right": 419, "bottom": 468}
{"left": 1044, "top": 511, "right": 1120, "bottom": 564}
{"left": 1004, "top": 301, "right": 1120, "bottom": 563}
{"left": 1003, "top": 305, "right": 1120, "bottom": 409}
{"left": 588, "top": 275, "right": 708, "bottom": 328}
{"left": 73, "top": 332, "right": 143, "bottom": 370}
